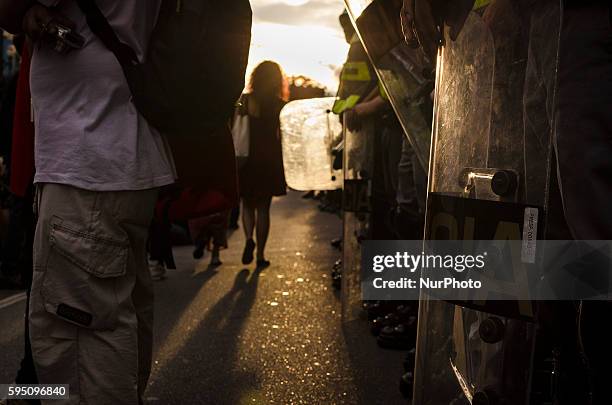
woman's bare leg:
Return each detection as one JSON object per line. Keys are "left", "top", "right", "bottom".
{"left": 255, "top": 196, "right": 272, "bottom": 261}
{"left": 242, "top": 198, "right": 256, "bottom": 240}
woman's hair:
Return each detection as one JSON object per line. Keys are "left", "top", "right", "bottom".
{"left": 248, "top": 60, "right": 289, "bottom": 102}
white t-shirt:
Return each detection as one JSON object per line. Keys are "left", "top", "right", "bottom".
{"left": 30, "top": 0, "right": 176, "bottom": 191}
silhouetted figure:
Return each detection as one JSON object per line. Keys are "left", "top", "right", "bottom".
{"left": 238, "top": 61, "right": 288, "bottom": 269}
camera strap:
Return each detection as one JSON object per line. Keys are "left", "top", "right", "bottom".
{"left": 75, "top": 0, "right": 139, "bottom": 68}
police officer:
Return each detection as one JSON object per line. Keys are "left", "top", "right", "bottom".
{"left": 402, "top": 0, "right": 612, "bottom": 402}
{"left": 333, "top": 11, "right": 380, "bottom": 121}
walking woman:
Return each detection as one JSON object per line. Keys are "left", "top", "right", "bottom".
{"left": 239, "top": 61, "right": 288, "bottom": 268}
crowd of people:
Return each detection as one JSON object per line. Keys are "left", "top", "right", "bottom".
{"left": 146, "top": 60, "right": 289, "bottom": 280}
{"left": 0, "top": 33, "right": 33, "bottom": 293}
{"left": 326, "top": 9, "right": 428, "bottom": 400}
{"left": 0, "top": 0, "right": 288, "bottom": 402}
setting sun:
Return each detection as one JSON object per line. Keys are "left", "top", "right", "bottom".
{"left": 248, "top": 1, "right": 349, "bottom": 92}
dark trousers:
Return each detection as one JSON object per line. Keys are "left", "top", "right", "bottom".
{"left": 3, "top": 189, "right": 39, "bottom": 403}
{"left": 1, "top": 192, "right": 34, "bottom": 285}
{"left": 229, "top": 204, "right": 240, "bottom": 227}
{"left": 555, "top": 3, "right": 612, "bottom": 403}
{"left": 556, "top": 2, "right": 612, "bottom": 241}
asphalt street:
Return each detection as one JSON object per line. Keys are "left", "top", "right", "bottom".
{"left": 0, "top": 192, "right": 407, "bottom": 405}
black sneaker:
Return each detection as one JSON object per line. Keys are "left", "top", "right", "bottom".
{"left": 242, "top": 239, "right": 256, "bottom": 264}
{"left": 330, "top": 238, "right": 342, "bottom": 249}
{"left": 256, "top": 259, "right": 270, "bottom": 269}
{"left": 399, "top": 371, "right": 414, "bottom": 399}
{"left": 193, "top": 243, "right": 205, "bottom": 259}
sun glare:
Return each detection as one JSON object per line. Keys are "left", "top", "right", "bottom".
{"left": 282, "top": 0, "right": 310, "bottom": 5}
{"left": 344, "top": 0, "right": 370, "bottom": 19}
{"left": 248, "top": 22, "right": 349, "bottom": 92}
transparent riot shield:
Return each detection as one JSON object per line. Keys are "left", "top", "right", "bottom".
{"left": 344, "top": 0, "right": 433, "bottom": 171}
{"left": 341, "top": 0, "right": 436, "bottom": 323}
{"left": 411, "top": 1, "right": 562, "bottom": 404}
{"left": 280, "top": 97, "right": 343, "bottom": 191}
{"left": 341, "top": 118, "right": 375, "bottom": 322}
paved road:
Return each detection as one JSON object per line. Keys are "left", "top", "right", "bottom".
{"left": 0, "top": 192, "right": 407, "bottom": 405}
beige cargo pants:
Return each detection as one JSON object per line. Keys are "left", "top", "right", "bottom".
{"left": 29, "top": 183, "right": 158, "bottom": 404}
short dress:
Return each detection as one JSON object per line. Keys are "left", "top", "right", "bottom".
{"left": 238, "top": 95, "right": 287, "bottom": 199}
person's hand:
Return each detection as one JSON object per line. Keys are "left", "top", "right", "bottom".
{"left": 353, "top": 100, "right": 373, "bottom": 117}
{"left": 22, "top": 4, "right": 74, "bottom": 43}
{"left": 400, "top": 0, "right": 418, "bottom": 48}
{"left": 344, "top": 109, "right": 362, "bottom": 132}
{"left": 401, "top": 0, "right": 475, "bottom": 62}
{"left": 344, "top": 95, "right": 389, "bottom": 132}
{"left": 401, "top": 0, "right": 446, "bottom": 61}
{"left": 355, "top": 95, "right": 388, "bottom": 116}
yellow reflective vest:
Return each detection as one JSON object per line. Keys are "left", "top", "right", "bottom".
{"left": 332, "top": 36, "right": 378, "bottom": 115}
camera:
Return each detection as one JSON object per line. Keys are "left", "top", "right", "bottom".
{"left": 49, "top": 23, "right": 85, "bottom": 53}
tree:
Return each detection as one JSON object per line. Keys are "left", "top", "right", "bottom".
{"left": 288, "top": 75, "right": 326, "bottom": 101}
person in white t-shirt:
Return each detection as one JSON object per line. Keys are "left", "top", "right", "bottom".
{"left": 1, "top": 1, "right": 175, "bottom": 403}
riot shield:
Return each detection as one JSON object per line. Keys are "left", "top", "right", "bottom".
{"left": 344, "top": 0, "right": 433, "bottom": 171}
{"left": 341, "top": 0, "right": 435, "bottom": 322}
{"left": 341, "top": 118, "right": 375, "bottom": 322}
{"left": 280, "top": 97, "right": 343, "bottom": 191}
{"left": 411, "top": 1, "right": 562, "bottom": 404}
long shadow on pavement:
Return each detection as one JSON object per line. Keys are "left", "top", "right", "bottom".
{"left": 146, "top": 269, "right": 261, "bottom": 405}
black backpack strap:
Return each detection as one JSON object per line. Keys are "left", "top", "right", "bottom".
{"left": 75, "top": 0, "right": 139, "bottom": 67}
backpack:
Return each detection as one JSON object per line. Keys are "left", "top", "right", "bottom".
{"left": 76, "top": 0, "right": 252, "bottom": 136}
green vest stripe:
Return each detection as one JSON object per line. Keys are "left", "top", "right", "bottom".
{"left": 332, "top": 95, "right": 361, "bottom": 114}
{"left": 340, "top": 61, "right": 372, "bottom": 82}
{"left": 473, "top": 0, "right": 491, "bottom": 9}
